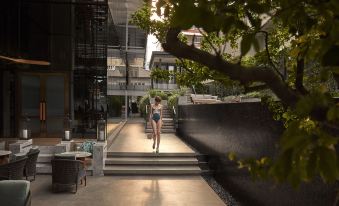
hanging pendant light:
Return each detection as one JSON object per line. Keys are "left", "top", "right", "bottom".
{"left": 0, "top": 55, "right": 50, "bottom": 66}
{"left": 0, "top": 0, "right": 50, "bottom": 67}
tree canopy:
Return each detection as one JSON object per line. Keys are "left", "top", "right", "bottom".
{"left": 132, "top": 0, "right": 339, "bottom": 187}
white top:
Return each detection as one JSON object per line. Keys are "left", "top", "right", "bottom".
{"left": 151, "top": 104, "right": 162, "bottom": 114}
{"left": 0, "top": 150, "right": 12, "bottom": 157}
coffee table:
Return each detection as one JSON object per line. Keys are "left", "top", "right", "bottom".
{"left": 59, "top": 151, "right": 91, "bottom": 159}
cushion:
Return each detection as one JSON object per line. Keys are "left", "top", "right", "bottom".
{"left": 12, "top": 153, "right": 27, "bottom": 161}
{"left": 80, "top": 141, "right": 95, "bottom": 154}
{"left": 27, "top": 147, "right": 40, "bottom": 155}
{"left": 0, "top": 180, "right": 30, "bottom": 206}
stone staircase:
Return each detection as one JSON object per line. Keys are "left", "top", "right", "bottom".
{"left": 145, "top": 106, "right": 176, "bottom": 133}
{"left": 104, "top": 151, "right": 203, "bottom": 175}
{"left": 36, "top": 145, "right": 55, "bottom": 174}
{"left": 185, "top": 93, "right": 193, "bottom": 104}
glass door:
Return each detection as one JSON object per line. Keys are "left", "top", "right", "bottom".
{"left": 45, "top": 75, "right": 66, "bottom": 137}
{"left": 20, "top": 75, "right": 41, "bottom": 137}
{"left": 19, "top": 73, "right": 69, "bottom": 138}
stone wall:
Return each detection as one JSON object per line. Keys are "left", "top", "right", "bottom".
{"left": 177, "top": 102, "right": 337, "bottom": 206}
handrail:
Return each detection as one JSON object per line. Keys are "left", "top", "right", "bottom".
{"left": 172, "top": 105, "right": 178, "bottom": 129}
{"left": 192, "top": 85, "right": 197, "bottom": 95}
{"left": 145, "top": 104, "right": 149, "bottom": 129}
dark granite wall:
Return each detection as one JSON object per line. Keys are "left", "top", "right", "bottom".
{"left": 177, "top": 102, "right": 337, "bottom": 206}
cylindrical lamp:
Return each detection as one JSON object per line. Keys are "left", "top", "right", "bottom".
{"left": 21, "top": 115, "right": 31, "bottom": 140}
{"left": 63, "top": 114, "right": 72, "bottom": 141}
{"left": 96, "top": 115, "right": 106, "bottom": 141}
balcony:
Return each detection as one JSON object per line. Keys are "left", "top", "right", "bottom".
{"left": 152, "top": 83, "right": 178, "bottom": 90}
{"left": 107, "top": 84, "right": 151, "bottom": 96}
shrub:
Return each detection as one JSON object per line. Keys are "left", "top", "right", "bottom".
{"left": 168, "top": 93, "right": 179, "bottom": 110}
{"left": 138, "top": 95, "right": 150, "bottom": 118}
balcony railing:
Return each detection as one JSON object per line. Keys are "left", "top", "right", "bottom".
{"left": 107, "top": 84, "right": 151, "bottom": 91}
{"left": 153, "top": 83, "right": 178, "bottom": 90}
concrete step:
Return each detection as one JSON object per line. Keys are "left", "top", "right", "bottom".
{"left": 105, "top": 157, "right": 198, "bottom": 165}
{"left": 37, "top": 163, "right": 52, "bottom": 174}
{"left": 147, "top": 118, "right": 173, "bottom": 123}
{"left": 37, "top": 145, "right": 56, "bottom": 154}
{"left": 146, "top": 123, "right": 174, "bottom": 127}
{"left": 146, "top": 125, "right": 175, "bottom": 129}
{"left": 162, "top": 117, "right": 173, "bottom": 122}
{"left": 145, "top": 128, "right": 176, "bottom": 133}
{"left": 147, "top": 121, "right": 174, "bottom": 125}
{"left": 103, "top": 165, "right": 202, "bottom": 175}
{"left": 37, "top": 154, "right": 54, "bottom": 163}
{"left": 162, "top": 113, "right": 172, "bottom": 116}
{"left": 145, "top": 128, "right": 175, "bottom": 132}
{"left": 107, "top": 152, "right": 197, "bottom": 157}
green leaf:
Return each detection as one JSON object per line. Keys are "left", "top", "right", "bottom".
{"left": 327, "top": 106, "right": 339, "bottom": 121}
{"left": 317, "top": 147, "right": 338, "bottom": 182}
{"left": 322, "top": 45, "right": 339, "bottom": 67}
{"left": 228, "top": 152, "right": 237, "bottom": 161}
{"left": 287, "top": 170, "right": 301, "bottom": 188}
{"left": 305, "top": 151, "right": 318, "bottom": 181}
{"left": 269, "top": 149, "right": 293, "bottom": 182}
{"left": 280, "top": 134, "right": 308, "bottom": 152}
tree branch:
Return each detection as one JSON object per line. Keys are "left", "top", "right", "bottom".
{"left": 162, "top": 28, "right": 299, "bottom": 106}
{"left": 258, "top": 30, "right": 285, "bottom": 80}
{"left": 178, "top": 58, "right": 194, "bottom": 75}
{"left": 197, "top": 28, "right": 220, "bottom": 56}
{"left": 244, "top": 84, "right": 268, "bottom": 93}
{"left": 295, "top": 58, "right": 308, "bottom": 94}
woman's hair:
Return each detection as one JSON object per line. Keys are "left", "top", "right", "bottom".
{"left": 154, "top": 96, "right": 162, "bottom": 103}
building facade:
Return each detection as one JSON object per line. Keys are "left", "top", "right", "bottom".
{"left": 148, "top": 28, "right": 203, "bottom": 91}
{"left": 0, "top": 0, "right": 110, "bottom": 139}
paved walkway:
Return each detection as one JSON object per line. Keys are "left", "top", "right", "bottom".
{"left": 108, "top": 121, "right": 194, "bottom": 154}
{"left": 31, "top": 175, "right": 225, "bottom": 206}
{"left": 30, "top": 119, "right": 226, "bottom": 206}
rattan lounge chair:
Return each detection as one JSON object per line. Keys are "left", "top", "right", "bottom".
{"left": 24, "top": 149, "right": 40, "bottom": 181}
{"left": 51, "top": 158, "right": 86, "bottom": 193}
{"left": 0, "top": 157, "right": 27, "bottom": 180}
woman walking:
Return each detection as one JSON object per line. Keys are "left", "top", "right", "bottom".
{"left": 150, "top": 96, "right": 163, "bottom": 153}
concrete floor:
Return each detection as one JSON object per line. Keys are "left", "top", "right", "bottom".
{"left": 31, "top": 175, "right": 226, "bottom": 206}
{"left": 108, "top": 122, "right": 195, "bottom": 154}
{"left": 30, "top": 120, "right": 225, "bottom": 206}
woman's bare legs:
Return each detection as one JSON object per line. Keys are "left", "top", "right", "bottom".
{"left": 151, "top": 119, "right": 157, "bottom": 149}
{"left": 156, "top": 120, "right": 162, "bottom": 152}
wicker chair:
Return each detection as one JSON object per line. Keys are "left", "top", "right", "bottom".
{"left": 0, "top": 157, "right": 27, "bottom": 180}
{"left": 51, "top": 159, "right": 86, "bottom": 193}
{"left": 24, "top": 149, "right": 40, "bottom": 181}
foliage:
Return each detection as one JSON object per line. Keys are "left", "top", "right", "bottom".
{"left": 148, "top": 89, "right": 168, "bottom": 100}
{"left": 232, "top": 92, "right": 339, "bottom": 187}
{"left": 139, "top": 88, "right": 186, "bottom": 117}
{"left": 133, "top": 0, "right": 339, "bottom": 187}
{"left": 107, "top": 96, "right": 123, "bottom": 117}
{"left": 150, "top": 68, "right": 171, "bottom": 82}
{"left": 168, "top": 93, "right": 180, "bottom": 110}
{"left": 138, "top": 95, "right": 150, "bottom": 118}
